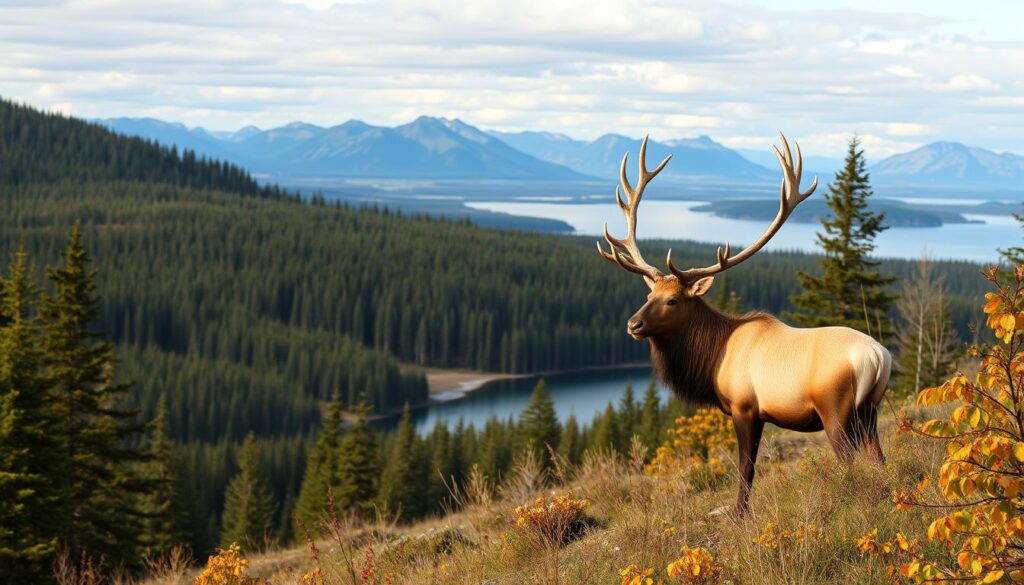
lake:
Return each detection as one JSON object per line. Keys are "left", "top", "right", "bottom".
{"left": 465, "top": 200, "right": 1021, "bottom": 263}
{"left": 375, "top": 366, "right": 671, "bottom": 434}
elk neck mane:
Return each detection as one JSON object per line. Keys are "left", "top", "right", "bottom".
{"left": 648, "top": 300, "right": 772, "bottom": 406}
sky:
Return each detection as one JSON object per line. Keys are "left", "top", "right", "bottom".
{"left": 2, "top": 0, "right": 1023, "bottom": 158}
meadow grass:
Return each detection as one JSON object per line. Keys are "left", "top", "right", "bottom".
{"left": 159, "top": 405, "right": 948, "bottom": 585}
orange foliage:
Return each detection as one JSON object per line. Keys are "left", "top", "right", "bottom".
{"left": 193, "top": 543, "right": 264, "bottom": 585}
{"left": 861, "top": 265, "right": 1024, "bottom": 584}
{"left": 645, "top": 408, "right": 735, "bottom": 481}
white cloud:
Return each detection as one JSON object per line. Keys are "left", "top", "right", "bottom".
{"left": 0, "top": 0, "right": 1022, "bottom": 157}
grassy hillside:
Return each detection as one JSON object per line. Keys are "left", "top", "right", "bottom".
{"left": 146, "top": 406, "right": 942, "bottom": 585}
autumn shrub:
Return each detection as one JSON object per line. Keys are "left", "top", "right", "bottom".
{"left": 861, "top": 265, "right": 1024, "bottom": 583}
{"left": 193, "top": 543, "right": 264, "bottom": 585}
{"left": 665, "top": 546, "right": 723, "bottom": 584}
{"left": 645, "top": 408, "right": 735, "bottom": 488}
{"left": 506, "top": 493, "right": 592, "bottom": 584}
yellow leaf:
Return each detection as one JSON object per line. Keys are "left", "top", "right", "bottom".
{"left": 1013, "top": 443, "right": 1024, "bottom": 463}
{"left": 983, "top": 570, "right": 1005, "bottom": 584}
{"left": 1002, "top": 313, "right": 1017, "bottom": 332}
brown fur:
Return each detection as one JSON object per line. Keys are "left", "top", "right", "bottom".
{"left": 649, "top": 300, "right": 769, "bottom": 407}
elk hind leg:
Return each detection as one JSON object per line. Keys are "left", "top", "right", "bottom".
{"left": 854, "top": 404, "right": 884, "bottom": 464}
{"left": 818, "top": 407, "right": 856, "bottom": 464}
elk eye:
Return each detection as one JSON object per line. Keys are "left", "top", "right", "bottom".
{"left": 667, "top": 299, "right": 678, "bottom": 306}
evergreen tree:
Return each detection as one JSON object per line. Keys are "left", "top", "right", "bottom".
{"left": 639, "top": 378, "right": 664, "bottom": 450}
{"left": 294, "top": 396, "right": 344, "bottom": 530}
{"left": 787, "top": 136, "right": 895, "bottom": 338}
{"left": 221, "top": 433, "right": 277, "bottom": 551}
{"left": 516, "top": 380, "right": 560, "bottom": 467}
{"left": 42, "top": 226, "right": 144, "bottom": 563}
{"left": 0, "top": 247, "right": 60, "bottom": 583}
{"left": 336, "top": 402, "right": 379, "bottom": 515}
{"left": 589, "top": 403, "right": 621, "bottom": 453}
{"left": 711, "top": 274, "right": 743, "bottom": 314}
{"left": 558, "top": 414, "right": 582, "bottom": 465}
{"left": 617, "top": 383, "right": 639, "bottom": 443}
{"left": 137, "top": 395, "right": 194, "bottom": 556}
{"left": 377, "top": 404, "right": 426, "bottom": 520}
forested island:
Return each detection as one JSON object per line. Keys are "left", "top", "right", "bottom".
{"left": 692, "top": 198, "right": 979, "bottom": 227}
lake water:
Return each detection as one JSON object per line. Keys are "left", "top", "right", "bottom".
{"left": 376, "top": 366, "right": 671, "bottom": 434}
{"left": 466, "top": 200, "right": 1021, "bottom": 263}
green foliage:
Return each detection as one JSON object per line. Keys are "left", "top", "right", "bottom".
{"left": 294, "top": 397, "right": 345, "bottom": 531}
{"left": 43, "top": 226, "right": 146, "bottom": 564}
{"left": 787, "top": 136, "right": 895, "bottom": 337}
{"left": 517, "top": 380, "right": 560, "bottom": 467}
{"left": 0, "top": 247, "right": 60, "bottom": 583}
{"left": 221, "top": 433, "right": 277, "bottom": 552}
{"left": 335, "top": 403, "right": 379, "bottom": 515}
{"left": 136, "top": 395, "right": 194, "bottom": 556}
{"left": 378, "top": 405, "right": 428, "bottom": 519}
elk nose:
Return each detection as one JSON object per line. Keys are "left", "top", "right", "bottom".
{"left": 629, "top": 319, "right": 644, "bottom": 332}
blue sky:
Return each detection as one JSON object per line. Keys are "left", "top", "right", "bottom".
{"left": 2, "top": 0, "right": 1022, "bottom": 158}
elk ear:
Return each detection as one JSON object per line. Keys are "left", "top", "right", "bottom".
{"left": 686, "top": 276, "right": 715, "bottom": 297}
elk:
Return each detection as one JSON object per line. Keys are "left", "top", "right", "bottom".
{"left": 597, "top": 134, "right": 891, "bottom": 514}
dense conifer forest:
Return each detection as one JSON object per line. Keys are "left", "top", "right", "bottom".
{"left": 0, "top": 98, "right": 999, "bottom": 572}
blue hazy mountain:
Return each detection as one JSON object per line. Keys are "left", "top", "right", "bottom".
{"left": 101, "top": 116, "right": 589, "bottom": 180}
{"left": 736, "top": 148, "right": 843, "bottom": 181}
{"left": 490, "top": 130, "right": 775, "bottom": 181}
{"left": 872, "top": 141, "right": 1024, "bottom": 188}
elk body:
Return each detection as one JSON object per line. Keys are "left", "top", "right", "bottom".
{"left": 597, "top": 135, "right": 891, "bottom": 513}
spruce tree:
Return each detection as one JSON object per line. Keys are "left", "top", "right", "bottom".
{"left": 516, "top": 380, "right": 560, "bottom": 466}
{"left": 221, "top": 433, "right": 277, "bottom": 551}
{"left": 589, "top": 403, "right": 621, "bottom": 452}
{"left": 42, "top": 226, "right": 144, "bottom": 563}
{"left": 336, "top": 402, "right": 379, "bottom": 515}
{"left": 558, "top": 414, "right": 582, "bottom": 465}
{"left": 294, "top": 396, "right": 344, "bottom": 529}
{"left": 0, "top": 247, "right": 60, "bottom": 583}
{"left": 617, "top": 383, "right": 639, "bottom": 443}
{"left": 377, "top": 404, "right": 426, "bottom": 520}
{"left": 137, "top": 395, "right": 194, "bottom": 556}
{"left": 787, "top": 136, "right": 895, "bottom": 337}
{"left": 639, "top": 378, "right": 663, "bottom": 450}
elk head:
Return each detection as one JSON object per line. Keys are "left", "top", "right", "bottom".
{"left": 597, "top": 134, "right": 818, "bottom": 341}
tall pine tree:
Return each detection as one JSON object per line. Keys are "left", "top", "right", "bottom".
{"left": 221, "top": 432, "right": 277, "bottom": 551}
{"left": 0, "top": 247, "right": 60, "bottom": 583}
{"left": 377, "top": 404, "right": 427, "bottom": 520}
{"left": 336, "top": 402, "right": 379, "bottom": 515}
{"left": 294, "top": 396, "right": 344, "bottom": 530}
{"left": 137, "top": 395, "right": 194, "bottom": 556}
{"left": 42, "top": 226, "right": 144, "bottom": 563}
{"left": 516, "top": 380, "right": 560, "bottom": 467}
{"left": 787, "top": 136, "right": 894, "bottom": 337}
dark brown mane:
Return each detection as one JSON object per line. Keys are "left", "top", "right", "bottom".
{"left": 649, "top": 301, "right": 771, "bottom": 406}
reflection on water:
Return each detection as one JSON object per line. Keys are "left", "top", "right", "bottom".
{"left": 374, "top": 366, "right": 671, "bottom": 434}
{"left": 465, "top": 200, "right": 1019, "bottom": 263}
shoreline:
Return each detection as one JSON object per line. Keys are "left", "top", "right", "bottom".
{"left": 346, "top": 361, "right": 653, "bottom": 422}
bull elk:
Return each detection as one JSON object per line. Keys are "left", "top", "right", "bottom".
{"left": 597, "top": 134, "right": 891, "bottom": 513}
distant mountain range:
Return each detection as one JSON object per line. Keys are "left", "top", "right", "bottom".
{"left": 99, "top": 116, "right": 1024, "bottom": 190}
{"left": 872, "top": 142, "right": 1024, "bottom": 188}
{"left": 99, "top": 116, "right": 587, "bottom": 181}
{"left": 489, "top": 131, "right": 774, "bottom": 181}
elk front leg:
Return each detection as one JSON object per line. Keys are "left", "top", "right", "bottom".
{"left": 732, "top": 412, "right": 764, "bottom": 515}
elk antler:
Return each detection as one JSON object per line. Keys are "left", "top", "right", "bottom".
{"left": 596, "top": 136, "right": 671, "bottom": 288}
{"left": 667, "top": 133, "right": 818, "bottom": 285}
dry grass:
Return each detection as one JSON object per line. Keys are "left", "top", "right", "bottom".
{"left": 151, "top": 405, "right": 948, "bottom": 585}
